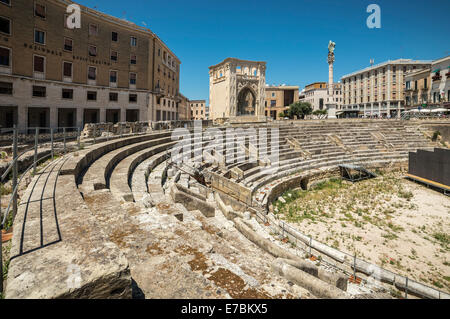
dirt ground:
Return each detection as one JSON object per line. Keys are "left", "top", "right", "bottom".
{"left": 273, "top": 171, "right": 450, "bottom": 293}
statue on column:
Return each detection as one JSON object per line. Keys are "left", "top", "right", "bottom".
{"left": 328, "top": 40, "right": 336, "bottom": 64}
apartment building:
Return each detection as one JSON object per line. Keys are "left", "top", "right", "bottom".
{"left": 404, "top": 68, "right": 431, "bottom": 109}
{"left": 0, "top": 0, "right": 180, "bottom": 129}
{"left": 404, "top": 55, "right": 450, "bottom": 110}
{"left": 429, "top": 55, "right": 450, "bottom": 106}
{"left": 190, "top": 100, "right": 207, "bottom": 120}
{"left": 177, "top": 93, "right": 190, "bottom": 120}
{"left": 341, "top": 59, "right": 431, "bottom": 118}
{"left": 264, "top": 85, "right": 299, "bottom": 119}
{"left": 303, "top": 82, "right": 328, "bottom": 111}
{"left": 153, "top": 37, "right": 181, "bottom": 122}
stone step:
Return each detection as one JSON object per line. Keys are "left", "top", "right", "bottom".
{"left": 109, "top": 141, "right": 176, "bottom": 202}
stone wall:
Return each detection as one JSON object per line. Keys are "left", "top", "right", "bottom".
{"left": 207, "top": 171, "right": 252, "bottom": 205}
{"left": 81, "top": 122, "right": 150, "bottom": 138}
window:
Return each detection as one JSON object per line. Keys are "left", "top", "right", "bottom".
{"left": 130, "top": 54, "right": 136, "bottom": 65}
{"left": 109, "top": 92, "right": 118, "bottom": 101}
{"left": 87, "top": 91, "right": 97, "bottom": 101}
{"left": 0, "top": 81, "right": 12, "bottom": 94}
{"left": 110, "top": 70, "right": 117, "bottom": 83}
{"left": 34, "top": 29, "right": 45, "bottom": 44}
{"left": 129, "top": 94, "right": 137, "bottom": 103}
{"left": 89, "top": 24, "right": 98, "bottom": 36}
{"left": 35, "top": 3, "right": 46, "bottom": 19}
{"left": 0, "top": 16, "right": 11, "bottom": 35}
{"left": 111, "top": 31, "right": 118, "bottom": 42}
{"left": 64, "top": 38, "right": 73, "bottom": 51}
{"left": 62, "top": 89, "right": 73, "bottom": 99}
{"left": 130, "top": 37, "right": 137, "bottom": 47}
{"left": 63, "top": 61, "right": 72, "bottom": 77}
{"left": 158, "top": 49, "right": 160, "bottom": 56}
{"left": 1, "top": 0, "right": 11, "bottom": 5}
{"left": 88, "top": 45, "right": 97, "bottom": 57}
{"left": 111, "top": 50, "right": 118, "bottom": 62}
{"left": 33, "top": 55, "right": 45, "bottom": 73}
{"left": 32, "top": 86, "right": 46, "bottom": 97}
{"left": 129, "top": 73, "right": 136, "bottom": 85}
{"left": 0, "top": 46, "right": 10, "bottom": 66}
{"left": 88, "top": 67, "right": 96, "bottom": 80}
{"left": 270, "top": 100, "right": 276, "bottom": 107}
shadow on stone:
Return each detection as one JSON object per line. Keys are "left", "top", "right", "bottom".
{"left": 131, "top": 278, "right": 145, "bottom": 299}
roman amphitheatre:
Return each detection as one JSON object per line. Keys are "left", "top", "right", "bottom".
{"left": 1, "top": 119, "right": 449, "bottom": 299}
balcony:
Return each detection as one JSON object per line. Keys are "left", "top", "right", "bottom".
{"left": 432, "top": 74, "right": 442, "bottom": 81}
{"left": 154, "top": 87, "right": 165, "bottom": 97}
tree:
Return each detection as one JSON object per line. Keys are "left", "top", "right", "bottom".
{"left": 278, "top": 111, "right": 286, "bottom": 119}
{"left": 287, "top": 102, "right": 313, "bottom": 119}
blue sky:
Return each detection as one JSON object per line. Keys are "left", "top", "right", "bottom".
{"left": 77, "top": 0, "right": 450, "bottom": 102}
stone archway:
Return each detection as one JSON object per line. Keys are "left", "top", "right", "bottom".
{"left": 237, "top": 87, "right": 256, "bottom": 116}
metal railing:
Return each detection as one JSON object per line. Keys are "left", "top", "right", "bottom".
{"left": 0, "top": 123, "right": 153, "bottom": 294}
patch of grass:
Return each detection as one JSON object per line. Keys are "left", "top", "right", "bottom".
{"left": 382, "top": 232, "right": 398, "bottom": 240}
{"left": 432, "top": 131, "right": 441, "bottom": 141}
{"left": 433, "top": 233, "right": 449, "bottom": 247}
{"left": 398, "top": 189, "right": 413, "bottom": 201}
{"left": 0, "top": 183, "right": 12, "bottom": 195}
{"left": 387, "top": 222, "right": 404, "bottom": 233}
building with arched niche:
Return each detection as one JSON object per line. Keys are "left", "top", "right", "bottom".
{"left": 209, "top": 58, "right": 266, "bottom": 121}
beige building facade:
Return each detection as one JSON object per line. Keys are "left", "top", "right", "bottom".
{"left": 404, "top": 55, "right": 450, "bottom": 110}
{"left": 303, "top": 82, "right": 329, "bottom": 111}
{"left": 429, "top": 55, "right": 450, "bottom": 106}
{"left": 209, "top": 58, "right": 266, "bottom": 121}
{"left": 177, "top": 93, "right": 190, "bottom": 120}
{"left": 0, "top": 0, "right": 180, "bottom": 129}
{"left": 341, "top": 59, "right": 431, "bottom": 118}
{"left": 190, "top": 99, "right": 207, "bottom": 120}
{"left": 264, "top": 85, "right": 299, "bottom": 119}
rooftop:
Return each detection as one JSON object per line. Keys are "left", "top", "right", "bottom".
{"left": 209, "top": 58, "right": 266, "bottom": 70}
{"left": 341, "top": 59, "right": 432, "bottom": 79}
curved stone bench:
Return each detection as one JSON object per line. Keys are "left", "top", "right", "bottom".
{"left": 248, "top": 152, "right": 407, "bottom": 196}
{"left": 78, "top": 135, "right": 172, "bottom": 195}
{"left": 109, "top": 140, "right": 176, "bottom": 202}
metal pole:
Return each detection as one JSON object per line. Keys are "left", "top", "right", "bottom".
{"left": 12, "top": 126, "right": 18, "bottom": 220}
{"left": 0, "top": 217, "right": 2, "bottom": 295}
{"left": 50, "top": 128, "right": 54, "bottom": 160}
{"left": 405, "top": 277, "right": 408, "bottom": 299}
{"left": 309, "top": 236, "right": 312, "bottom": 257}
{"left": 93, "top": 125, "right": 96, "bottom": 144}
{"left": 63, "top": 127, "right": 66, "bottom": 154}
{"left": 77, "top": 127, "right": 81, "bottom": 149}
{"left": 33, "top": 127, "right": 38, "bottom": 175}
{"left": 353, "top": 254, "right": 357, "bottom": 280}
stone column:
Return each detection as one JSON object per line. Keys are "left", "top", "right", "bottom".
{"left": 50, "top": 107, "right": 58, "bottom": 128}
{"left": 326, "top": 43, "right": 337, "bottom": 119}
{"left": 76, "top": 107, "right": 84, "bottom": 128}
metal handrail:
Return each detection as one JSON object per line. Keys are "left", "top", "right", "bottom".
{"left": 0, "top": 123, "right": 150, "bottom": 294}
{"left": 1, "top": 153, "right": 52, "bottom": 228}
